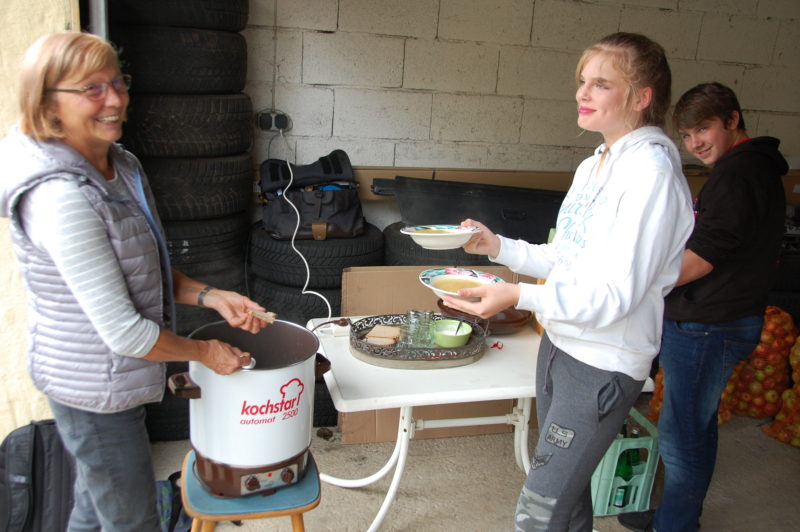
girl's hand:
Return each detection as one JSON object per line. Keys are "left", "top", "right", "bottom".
{"left": 441, "top": 282, "right": 521, "bottom": 319}
{"left": 460, "top": 219, "right": 501, "bottom": 258}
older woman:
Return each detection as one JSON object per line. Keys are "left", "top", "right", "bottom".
{"left": 0, "top": 32, "right": 266, "bottom": 531}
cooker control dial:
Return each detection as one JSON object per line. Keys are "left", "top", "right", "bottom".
{"left": 281, "top": 468, "right": 295, "bottom": 484}
{"left": 244, "top": 475, "right": 261, "bottom": 492}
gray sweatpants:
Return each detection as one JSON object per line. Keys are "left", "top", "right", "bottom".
{"left": 516, "top": 333, "right": 645, "bottom": 532}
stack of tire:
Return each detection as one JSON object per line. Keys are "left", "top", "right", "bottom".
{"left": 247, "top": 190, "right": 385, "bottom": 427}
{"left": 108, "top": 0, "right": 253, "bottom": 441}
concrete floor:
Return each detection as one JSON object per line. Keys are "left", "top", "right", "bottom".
{"left": 151, "top": 396, "right": 800, "bottom": 532}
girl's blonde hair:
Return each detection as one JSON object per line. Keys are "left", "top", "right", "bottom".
{"left": 575, "top": 32, "right": 671, "bottom": 129}
{"left": 18, "top": 32, "right": 122, "bottom": 140}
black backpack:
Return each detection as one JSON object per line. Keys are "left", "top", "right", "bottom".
{"left": 0, "top": 419, "right": 75, "bottom": 532}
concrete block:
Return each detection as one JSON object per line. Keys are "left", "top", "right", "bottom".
{"left": 243, "top": 27, "right": 275, "bottom": 83}
{"left": 521, "top": 99, "right": 596, "bottom": 149}
{"left": 404, "top": 40, "right": 499, "bottom": 93}
{"left": 620, "top": 7, "right": 702, "bottom": 61}
{"left": 498, "top": 47, "right": 578, "bottom": 101}
{"left": 296, "top": 138, "right": 397, "bottom": 166}
{"left": 532, "top": 0, "right": 619, "bottom": 52}
{"left": 248, "top": 0, "right": 275, "bottom": 26}
{"left": 697, "top": 14, "right": 778, "bottom": 65}
{"left": 439, "top": 0, "right": 533, "bottom": 45}
{"left": 751, "top": 113, "right": 800, "bottom": 159}
{"left": 303, "top": 32, "right": 404, "bottom": 87}
{"left": 572, "top": 147, "right": 597, "bottom": 170}
{"left": 679, "top": 0, "right": 757, "bottom": 15}
{"left": 431, "top": 94, "right": 523, "bottom": 143}
{"left": 740, "top": 66, "right": 800, "bottom": 113}
{"left": 276, "top": 0, "right": 338, "bottom": 31}
{"left": 334, "top": 88, "right": 432, "bottom": 140}
{"left": 774, "top": 20, "right": 800, "bottom": 69}
{"left": 757, "top": 0, "right": 800, "bottom": 19}
{"left": 244, "top": 81, "right": 274, "bottom": 113}
{"left": 339, "top": 0, "right": 438, "bottom": 38}
{"left": 274, "top": 84, "right": 334, "bottom": 137}
{"left": 275, "top": 30, "right": 303, "bottom": 84}
{"left": 670, "top": 59, "right": 744, "bottom": 101}
{"left": 252, "top": 129, "right": 294, "bottom": 165}
{"left": 395, "top": 142, "right": 488, "bottom": 168}
{"left": 487, "top": 144, "right": 575, "bottom": 172}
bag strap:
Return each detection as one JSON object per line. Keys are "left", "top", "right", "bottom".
{"left": 167, "top": 471, "right": 184, "bottom": 532}
{"left": 5, "top": 423, "right": 36, "bottom": 532}
{"left": 259, "top": 149, "right": 354, "bottom": 193}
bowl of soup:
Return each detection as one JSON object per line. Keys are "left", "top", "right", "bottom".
{"left": 419, "top": 267, "right": 504, "bottom": 301}
{"left": 400, "top": 224, "right": 482, "bottom": 250}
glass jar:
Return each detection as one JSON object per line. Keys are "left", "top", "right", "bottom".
{"left": 400, "top": 310, "right": 433, "bottom": 348}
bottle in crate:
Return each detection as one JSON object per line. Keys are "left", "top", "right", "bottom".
{"left": 591, "top": 408, "right": 659, "bottom": 516}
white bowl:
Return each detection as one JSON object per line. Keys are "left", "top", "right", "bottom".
{"left": 400, "top": 225, "right": 481, "bottom": 250}
{"left": 419, "top": 268, "right": 504, "bottom": 301}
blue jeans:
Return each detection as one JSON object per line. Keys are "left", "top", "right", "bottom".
{"left": 48, "top": 399, "right": 161, "bottom": 532}
{"left": 653, "top": 316, "right": 762, "bottom": 532}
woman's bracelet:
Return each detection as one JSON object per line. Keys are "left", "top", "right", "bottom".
{"left": 197, "top": 285, "right": 215, "bottom": 307}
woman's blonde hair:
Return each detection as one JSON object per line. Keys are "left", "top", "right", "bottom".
{"left": 18, "top": 32, "right": 122, "bottom": 140}
{"left": 575, "top": 32, "right": 671, "bottom": 130}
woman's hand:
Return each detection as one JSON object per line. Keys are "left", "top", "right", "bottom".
{"left": 142, "top": 329, "right": 253, "bottom": 374}
{"left": 202, "top": 289, "right": 269, "bottom": 334}
{"left": 460, "top": 219, "right": 501, "bottom": 258}
{"left": 199, "top": 339, "right": 251, "bottom": 375}
{"left": 441, "top": 282, "right": 521, "bottom": 319}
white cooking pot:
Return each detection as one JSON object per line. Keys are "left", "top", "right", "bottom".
{"left": 168, "top": 319, "right": 329, "bottom": 496}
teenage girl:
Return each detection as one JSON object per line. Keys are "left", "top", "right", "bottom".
{"left": 443, "top": 33, "right": 695, "bottom": 531}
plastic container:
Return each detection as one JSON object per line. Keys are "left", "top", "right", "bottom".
{"left": 591, "top": 408, "right": 659, "bottom": 516}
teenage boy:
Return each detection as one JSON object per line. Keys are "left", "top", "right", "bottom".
{"left": 619, "top": 82, "right": 788, "bottom": 531}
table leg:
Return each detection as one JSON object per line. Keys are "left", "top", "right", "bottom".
{"left": 319, "top": 406, "right": 413, "bottom": 532}
{"left": 513, "top": 398, "right": 533, "bottom": 473}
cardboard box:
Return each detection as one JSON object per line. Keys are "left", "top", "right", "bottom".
{"left": 338, "top": 265, "right": 536, "bottom": 444}
{"left": 782, "top": 170, "right": 800, "bottom": 206}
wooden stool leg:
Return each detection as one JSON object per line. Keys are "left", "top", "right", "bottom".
{"left": 190, "top": 519, "right": 216, "bottom": 532}
{"left": 290, "top": 512, "right": 305, "bottom": 532}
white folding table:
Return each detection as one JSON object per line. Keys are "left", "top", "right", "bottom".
{"left": 308, "top": 317, "right": 540, "bottom": 531}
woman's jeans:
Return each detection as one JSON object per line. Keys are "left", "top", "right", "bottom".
{"left": 48, "top": 398, "right": 161, "bottom": 532}
{"left": 653, "top": 316, "right": 762, "bottom": 532}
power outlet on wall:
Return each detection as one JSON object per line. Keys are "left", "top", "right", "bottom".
{"left": 255, "top": 110, "right": 292, "bottom": 132}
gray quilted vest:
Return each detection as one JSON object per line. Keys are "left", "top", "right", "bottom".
{"left": 0, "top": 129, "right": 171, "bottom": 413}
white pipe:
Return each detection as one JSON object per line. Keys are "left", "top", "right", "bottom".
{"left": 88, "top": 0, "right": 108, "bottom": 40}
{"left": 367, "top": 407, "right": 412, "bottom": 532}
{"left": 414, "top": 414, "right": 509, "bottom": 430}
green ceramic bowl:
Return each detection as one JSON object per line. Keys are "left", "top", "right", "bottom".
{"left": 432, "top": 319, "right": 473, "bottom": 348}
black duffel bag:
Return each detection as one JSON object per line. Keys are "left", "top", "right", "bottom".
{"left": 259, "top": 150, "right": 365, "bottom": 241}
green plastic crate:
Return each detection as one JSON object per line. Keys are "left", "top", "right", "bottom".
{"left": 590, "top": 407, "right": 659, "bottom": 516}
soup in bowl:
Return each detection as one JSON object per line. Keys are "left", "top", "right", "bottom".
{"left": 419, "top": 267, "right": 504, "bottom": 301}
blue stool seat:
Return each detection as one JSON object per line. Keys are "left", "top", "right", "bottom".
{"left": 180, "top": 450, "right": 321, "bottom": 532}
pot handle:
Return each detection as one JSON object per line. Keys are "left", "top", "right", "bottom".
{"left": 168, "top": 372, "right": 202, "bottom": 399}
{"left": 315, "top": 353, "right": 331, "bottom": 377}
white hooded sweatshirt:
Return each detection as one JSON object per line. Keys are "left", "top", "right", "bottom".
{"left": 494, "top": 126, "right": 694, "bottom": 380}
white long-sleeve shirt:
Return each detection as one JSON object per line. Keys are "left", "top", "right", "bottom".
{"left": 494, "top": 126, "right": 694, "bottom": 380}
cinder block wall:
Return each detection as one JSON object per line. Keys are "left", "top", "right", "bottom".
{"left": 245, "top": 0, "right": 800, "bottom": 170}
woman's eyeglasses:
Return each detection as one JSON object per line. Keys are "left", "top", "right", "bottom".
{"left": 47, "top": 75, "right": 132, "bottom": 101}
